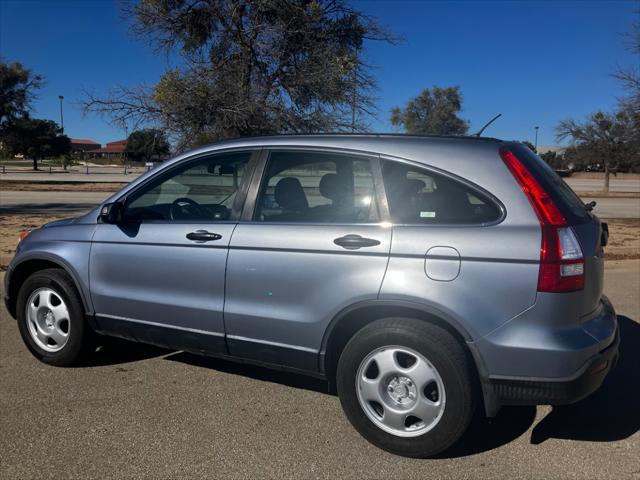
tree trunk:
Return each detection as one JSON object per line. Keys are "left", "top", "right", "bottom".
{"left": 603, "top": 161, "right": 610, "bottom": 193}
{"left": 32, "top": 157, "right": 38, "bottom": 171}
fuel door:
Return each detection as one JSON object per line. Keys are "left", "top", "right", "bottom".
{"left": 425, "top": 246, "right": 461, "bottom": 282}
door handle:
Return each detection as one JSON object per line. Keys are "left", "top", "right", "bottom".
{"left": 186, "top": 230, "right": 222, "bottom": 242}
{"left": 334, "top": 234, "right": 381, "bottom": 250}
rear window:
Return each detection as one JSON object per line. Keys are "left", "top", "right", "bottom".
{"left": 508, "top": 143, "right": 591, "bottom": 224}
{"left": 381, "top": 159, "right": 502, "bottom": 225}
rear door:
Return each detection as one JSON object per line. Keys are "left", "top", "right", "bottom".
{"left": 89, "top": 150, "right": 256, "bottom": 353}
{"left": 223, "top": 149, "right": 391, "bottom": 371}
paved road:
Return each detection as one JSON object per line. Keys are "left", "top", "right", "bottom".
{"left": 0, "top": 262, "right": 638, "bottom": 479}
{"left": 0, "top": 191, "right": 112, "bottom": 215}
{"left": 566, "top": 177, "right": 640, "bottom": 193}
{"left": 2, "top": 170, "right": 640, "bottom": 191}
{"left": 2, "top": 190, "right": 639, "bottom": 218}
{"left": 583, "top": 197, "right": 640, "bottom": 219}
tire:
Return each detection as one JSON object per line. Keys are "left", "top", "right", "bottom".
{"left": 16, "top": 268, "right": 95, "bottom": 367}
{"left": 336, "top": 317, "right": 476, "bottom": 458}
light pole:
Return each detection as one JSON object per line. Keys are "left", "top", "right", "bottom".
{"left": 534, "top": 126, "right": 539, "bottom": 151}
{"left": 58, "top": 95, "right": 64, "bottom": 133}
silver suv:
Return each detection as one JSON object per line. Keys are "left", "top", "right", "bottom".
{"left": 4, "top": 135, "right": 619, "bottom": 457}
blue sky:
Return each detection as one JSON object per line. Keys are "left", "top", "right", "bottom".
{"left": 0, "top": 0, "right": 637, "bottom": 148}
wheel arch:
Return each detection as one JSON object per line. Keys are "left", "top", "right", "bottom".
{"left": 6, "top": 255, "right": 91, "bottom": 319}
{"left": 319, "top": 299, "right": 499, "bottom": 417}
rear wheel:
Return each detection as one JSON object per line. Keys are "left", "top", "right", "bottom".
{"left": 16, "top": 268, "right": 94, "bottom": 366}
{"left": 336, "top": 318, "right": 475, "bottom": 457}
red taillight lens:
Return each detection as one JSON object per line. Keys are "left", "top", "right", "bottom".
{"left": 18, "top": 230, "right": 30, "bottom": 243}
{"left": 500, "top": 147, "right": 584, "bottom": 293}
{"left": 538, "top": 226, "right": 585, "bottom": 292}
{"left": 499, "top": 148, "right": 566, "bottom": 226}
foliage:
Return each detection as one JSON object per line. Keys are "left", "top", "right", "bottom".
{"left": 1, "top": 117, "right": 70, "bottom": 170}
{"left": 126, "top": 128, "right": 171, "bottom": 162}
{"left": 390, "top": 86, "right": 469, "bottom": 135}
{"left": 539, "top": 150, "right": 566, "bottom": 170}
{"left": 83, "top": 0, "right": 397, "bottom": 150}
{"left": 556, "top": 109, "right": 640, "bottom": 186}
{"left": 521, "top": 140, "right": 536, "bottom": 153}
{"left": 0, "top": 60, "right": 44, "bottom": 127}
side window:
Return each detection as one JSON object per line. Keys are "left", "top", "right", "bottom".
{"left": 381, "top": 159, "right": 501, "bottom": 224}
{"left": 255, "top": 151, "right": 378, "bottom": 223}
{"left": 123, "top": 151, "right": 252, "bottom": 222}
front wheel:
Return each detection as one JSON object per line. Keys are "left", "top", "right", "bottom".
{"left": 336, "top": 318, "right": 476, "bottom": 457}
{"left": 16, "top": 268, "right": 94, "bottom": 366}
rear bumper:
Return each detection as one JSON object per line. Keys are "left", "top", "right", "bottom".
{"left": 473, "top": 294, "right": 619, "bottom": 415}
{"left": 489, "top": 324, "right": 619, "bottom": 406}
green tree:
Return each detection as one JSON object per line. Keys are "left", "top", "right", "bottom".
{"left": 0, "top": 60, "right": 44, "bottom": 127}
{"left": 390, "top": 86, "right": 469, "bottom": 135}
{"left": 1, "top": 118, "right": 70, "bottom": 170}
{"left": 556, "top": 110, "right": 639, "bottom": 190}
{"left": 126, "top": 128, "right": 170, "bottom": 162}
{"left": 83, "top": 0, "right": 396, "bottom": 150}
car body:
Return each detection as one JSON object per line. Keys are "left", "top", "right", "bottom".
{"left": 4, "top": 134, "right": 619, "bottom": 457}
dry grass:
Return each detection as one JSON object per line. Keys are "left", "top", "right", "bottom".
{"left": 604, "top": 219, "right": 640, "bottom": 260}
{"left": 1, "top": 181, "right": 126, "bottom": 192}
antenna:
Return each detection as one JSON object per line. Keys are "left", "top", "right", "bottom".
{"left": 474, "top": 113, "right": 502, "bottom": 137}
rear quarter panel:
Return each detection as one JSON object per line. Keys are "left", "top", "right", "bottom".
{"left": 378, "top": 141, "right": 542, "bottom": 340}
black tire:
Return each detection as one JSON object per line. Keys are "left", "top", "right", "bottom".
{"left": 336, "top": 317, "right": 476, "bottom": 458}
{"left": 16, "top": 268, "right": 95, "bottom": 367}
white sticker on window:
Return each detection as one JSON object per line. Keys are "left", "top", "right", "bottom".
{"left": 420, "top": 211, "right": 436, "bottom": 218}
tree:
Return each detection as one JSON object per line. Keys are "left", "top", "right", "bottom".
{"left": 1, "top": 118, "right": 70, "bottom": 170}
{"left": 0, "top": 60, "right": 44, "bottom": 127}
{"left": 390, "top": 86, "right": 469, "bottom": 135}
{"left": 613, "top": 13, "right": 639, "bottom": 114}
{"left": 126, "top": 128, "right": 170, "bottom": 162}
{"left": 556, "top": 110, "right": 639, "bottom": 190}
{"left": 83, "top": 0, "right": 397, "bottom": 150}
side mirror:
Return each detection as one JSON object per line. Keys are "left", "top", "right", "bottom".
{"left": 99, "top": 202, "right": 123, "bottom": 224}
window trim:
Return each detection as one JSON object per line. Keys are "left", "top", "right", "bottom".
{"left": 112, "top": 147, "right": 262, "bottom": 224}
{"left": 378, "top": 154, "right": 506, "bottom": 228}
{"left": 241, "top": 148, "right": 385, "bottom": 225}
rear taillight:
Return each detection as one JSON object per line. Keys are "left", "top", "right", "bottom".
{"left": 500, "top": 147, "right": 584, "bottom": 292}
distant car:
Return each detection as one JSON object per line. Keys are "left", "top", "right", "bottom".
{"left": 555, "top": 169, "right": 573, "bottom": 177}
{"left": 4, "top": 135, "right": 618, "bottom": 458}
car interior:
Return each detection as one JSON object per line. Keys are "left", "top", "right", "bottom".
{"left": 255, "top": 154, "right": 378, "bottom": 223}
{"left": 121, "top": 154, "right": 250, "bottom": 222}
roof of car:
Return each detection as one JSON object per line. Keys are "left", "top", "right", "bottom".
{"left": 207, "top": 132, "right": 503, "bottom": 145}
{"left": 184, "top": 133, "right": 506, "bottom": 157}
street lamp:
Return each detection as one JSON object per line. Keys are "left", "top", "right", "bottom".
{"left": 534, "top": 126, "right": 539, "bottom": 150}
{"left": 58, "top": 95, "right": 64, "bottom": 133}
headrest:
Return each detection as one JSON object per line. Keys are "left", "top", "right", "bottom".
{"left": 319, "top": 174, "right": 349, "bottom": 202}
{"left": 274, "top": 177, "right": 308, "bottom": 211}
{"left": 406, "top": 179, "right": 426, "bottom": 194}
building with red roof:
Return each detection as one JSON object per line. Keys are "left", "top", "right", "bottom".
{"left": 93, "top": 139, "right": 127, "bottom": 157}
{"left": 70, "top": 138, "right": 101, "bottom": 153}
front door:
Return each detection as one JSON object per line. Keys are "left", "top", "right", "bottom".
{"left": 89, "top": 150, "right": 255, "bottom": 353}
{"left": 224, "top": 150, "right": 391, "bottom": 371}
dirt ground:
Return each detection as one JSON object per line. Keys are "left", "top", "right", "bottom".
{"left": 1, "top": 213, "right": 638, "bottom": 271}
{"left": 0, "top": 181, "right": 127, "bottom": 192}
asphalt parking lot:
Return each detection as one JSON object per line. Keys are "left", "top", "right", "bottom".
{"left": 0, "top": 261, "right": 638, "bottom": 479}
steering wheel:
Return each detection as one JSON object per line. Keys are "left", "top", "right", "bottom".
{"left": 169, "top": 197, "right": 204, "bottom": 220}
